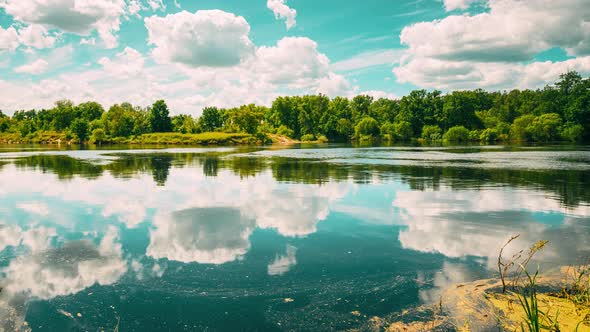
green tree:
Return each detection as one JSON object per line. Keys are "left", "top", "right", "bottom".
{"left": 394, "top": 121, "right": 414, "bottom": 141}
{"left": 380, "top": 122, "right": 396, "bottom": 141}
{"left": 104, "top": 104, "right": 134, "bottom": 137}
{"left": 91, "top": 128, "right": 107, "bottom": 144}
{"left": 76, "top": 102, "right": 104, "bottom": 121}
{"left": 70, "top": 118, "right": 89, "bottom": 142}
{"left": 351, "top": 95, "right": 373, "bottom": 124}
{"left": 51, "top": 100, "right": 75, "bottom": 131}
{"left": 528, "top": 113, "right": 562, "bottom": 142}
{"left": 199, "top": 107, "right": 222, "bottom": 132}
{"left": 150, "top": 100, "right": 172, "bottom": 132}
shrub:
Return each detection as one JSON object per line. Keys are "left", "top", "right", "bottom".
{"left": 300, "top": 134, "right": 316, "bottom": 142}
{"left": 355, "top": 117, "right": 380, "bottom": 138}
{"left": 317, "top": 135, "right": 329, "bottom": 143}
{"left": 560, "top": 123, "right": 584, "bottom": 142}
{"left": 479, "top": 128, "right": 498, "bottom": 143}
{"left": 510, "top": 115, "right": 536, "bottom": 141}
{"left": 421, "top": 125, "right": 442, "bottom": 141}
{"left": 276, "top": 125, "right": 294, "bottom": 138}
{"left": 443, "top": 126, "right": 470, "bottom": 142}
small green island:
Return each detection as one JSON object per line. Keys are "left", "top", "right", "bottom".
{"left": 1, "top": 71, "right": 588, "bottom": 146}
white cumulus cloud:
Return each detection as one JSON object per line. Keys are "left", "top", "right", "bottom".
{"left": 17, "top": 24, "right": 56, "bottom": 49}
{"left": 145, "top": 10, "right": 255, "bottom": 67}
{"left": 267, "top": 0, "right": 297, "bottom": 30}
{"left": 0, "top": 26, "right": 19, "bottom": 51}
{"left": 395, "top": 0, "right": 590, "bottom": 90}
{"left": 0, "top": 0, "right": 128, "bottom": 48}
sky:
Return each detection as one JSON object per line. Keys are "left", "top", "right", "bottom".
{"left": 0, "top": 0, "right": 589, "bottom": 115}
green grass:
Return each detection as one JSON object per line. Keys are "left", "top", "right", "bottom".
{"left": 0, "top": 131, "right": 259, "bottom": 145}
{"left": 0, "top": 131, "right": 65, "bottom": 144}
{"left": 118, "top": 132, "right": 256, "bottom": 145}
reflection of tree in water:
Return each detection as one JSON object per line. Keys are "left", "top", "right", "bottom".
{"left": 13, "top": 155, "right": 103, "bottom": 180}
{"left": 202, "top": 157, "right": 219, "bottom": 177}
{"left": 150, "top": 155, "right": 173, "bottom": 186}
{"left": 4, "top": 152, "right": 590, "bottom": 208}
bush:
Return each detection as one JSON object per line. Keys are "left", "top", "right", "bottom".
{"left": 479, "top": 128, "right": 498, "bottom": 143}
{"left": 317, "top": 135, "right": 329, "bottom": 143}
{"left": 355, "top": 117, "right": 380, "bottom": 138}
{"left": 421, "top": 125, "right": 442, "bottom": 141}
{"left": 510, "top": 115, "right": 535, "bottom": 141}
{"left": 257, "top": 123, "right": 275, "bottom": 135}
{"left": 276, "top": 125, "right": 294, "bottom": 138}
{"left": 561, "top": 123, "right": 584, "bottom": 142}
{"left": 443, "top": 126, "right": 470, "bottom": 142}
{"left": 528, "top": 113, "right": 563, "bottom": 142}
{"left": 300, "top": 134, "right": 316, "bottom": 142}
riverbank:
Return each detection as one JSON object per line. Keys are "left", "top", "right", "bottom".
{"left": 363, "top": 267, "right": 590, "bottom": 331}
{"left": 0, "top": 131, "right": 262, "bottom": 145}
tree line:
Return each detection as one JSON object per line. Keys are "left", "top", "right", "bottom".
{"left": 0, "top": 71, "right": 588, "bottom": 144}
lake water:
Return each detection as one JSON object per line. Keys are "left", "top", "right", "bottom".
{"left": 0, "top": 145, "right": 589, "bottom": 331}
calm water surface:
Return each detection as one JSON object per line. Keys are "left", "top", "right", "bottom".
{"left": 0, "top": 145, "right": 589, "bottom": 331}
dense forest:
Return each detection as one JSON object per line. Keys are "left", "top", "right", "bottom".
{"left": 0, "top": 71, "right": 589, "bottom": 144}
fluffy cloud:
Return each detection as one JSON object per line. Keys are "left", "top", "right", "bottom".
{"left": 0, "top": 0, "right": 128, "bottom": 48}
{"left": 17, "top": 24, "right": 56, "bottom": 49}
{"left": 395, "top": 0, "right": 590, "bottom": 90}
{"left": 14, "top": 59, "right": 49, "bottom": 74}
{"left": 0, "top": 224, "right": 56, "bottom": 253}
{"left": 316, "top": 73, "right": 353, "bottom": 97}
{"left": 394, "top": 55, "right": 590, "bottom": 91}
{"left": 147, "top": 0, "right": 164, "bottom": 11}
{"left": 98, "top": 46, "right": 145, "bottom": 77}
{"left": 145, "top": 10, "right": 255, "bottom": 67}
{"left": 1, "top": 8, "right": 353, "bottom": 114}
{"left": 393, "top": 187, "right": 590, "bottom": 269}
{"left": 267, "top": 0, "right": 297, "bottom": 30}
{"left": 254, "top": 37, "right": 330, "bottom": 87}
{"left": 402, "top": 0, "right": 590, "bottom": 61}
{"left": 147, "top": 208, "right": 255, "bottom": 264}
{"left": 1, "top": 227, "right": 127, "bottom": 300}
{"left": 0, "top": 26, "right": 19, "bottom": 51}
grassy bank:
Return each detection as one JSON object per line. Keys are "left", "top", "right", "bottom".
{"left": 0, "top": 131, "right": 262, "bottom": 145}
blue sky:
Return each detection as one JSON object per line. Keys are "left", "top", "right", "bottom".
{"left": 0, "top": 0, "right": 589, "bottom": 115}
